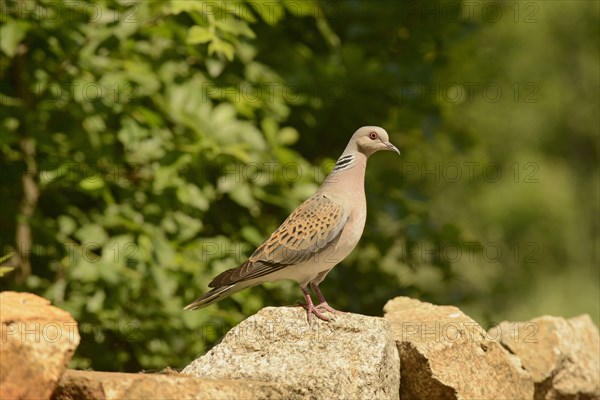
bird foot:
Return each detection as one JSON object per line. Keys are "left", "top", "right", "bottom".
{"left": 315, "top": 302, "right": 344, "bottom": 315}
{"left": 296, "top": 301, "right": 333, "bottom": 324}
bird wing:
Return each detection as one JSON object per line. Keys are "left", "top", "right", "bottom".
{"left": 209, "top": 194, "right": 348, "bottom": 287}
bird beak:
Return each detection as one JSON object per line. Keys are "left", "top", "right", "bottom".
{"left": 384, "top": 141, "right": 401, "bottom": 155}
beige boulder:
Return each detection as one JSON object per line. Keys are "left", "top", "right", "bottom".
{"left": 384, "top": 296, "right": 534, "bottom": 400}
{"left": 52, "top": 369, "right": 296, "bottom": 400}
{"left": 489, "top": 314, "right": 600, "bottom": 399}
{"left": 0, "top": 291, "right": 80, "bottom": 400}
{"left": 183, "top": 306, "right": 400, "bottom": 400}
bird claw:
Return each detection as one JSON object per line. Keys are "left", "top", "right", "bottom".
{"left": 296, "top": 301, "right": 333, "bottom": 324}
{"left": 315, "top": 302, "right": 344, "bottom": 315}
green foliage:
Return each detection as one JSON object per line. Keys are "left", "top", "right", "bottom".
{"left": 0, "top": 252, "right": 15, "bottom": 277}
{"left": 1, "top": 0, "right": 597, "bottom": 372}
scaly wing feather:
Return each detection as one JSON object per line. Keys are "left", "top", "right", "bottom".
{"left": 209, "top": 194, "right": 348, "bottom": 288}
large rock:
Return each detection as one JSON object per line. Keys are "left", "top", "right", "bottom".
{"left": 182, "top": 306, "right": 400, "bottom": 400}
{"left": 52, "top": 369, "right": 296, "bottom": 400}
{"left": 489, "top": 314, "right": 600, "bottom": 399}
{"left": 0, "top": 291, "right": 80, "bottom": 400}
{"left": 383, "top": 296, "right": 534, "bottom": 400}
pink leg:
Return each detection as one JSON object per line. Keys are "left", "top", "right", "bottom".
{"left": 298, "top": 286, "right": 331, "bottom": 324}
{"left": 310, "top": 282, "right": 344, "bottom": 315}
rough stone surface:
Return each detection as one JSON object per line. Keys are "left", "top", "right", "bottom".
{"left": 182, "top": 306, "right": 400, "bottom": 400}
{"left": 383, "top": 296, "right": 534, "bottom": 400}
{"left": 0, "top": 291, "right": 80, "bottom": 400}
{"left": 52, "top": 369, "right": 296, "bottom": 400}
{"left": 489, "top": 314, "right": 600, "bottom": 399}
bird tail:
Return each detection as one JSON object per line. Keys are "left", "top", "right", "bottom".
{"left": 183, "top": 284, "right": 239, "bottom": 311}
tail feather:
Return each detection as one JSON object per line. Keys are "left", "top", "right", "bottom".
{"left": 183, "top": 284, "right": 238, "bottom": 310}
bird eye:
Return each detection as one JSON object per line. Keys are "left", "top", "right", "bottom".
{"left": 369, "top": 132, "right": 378, "bottom": 140}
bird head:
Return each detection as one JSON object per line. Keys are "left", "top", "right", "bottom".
{"left": 352, "top": 126, "right": 400, "bottom": 157}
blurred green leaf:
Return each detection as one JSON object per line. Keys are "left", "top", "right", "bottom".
{"left": 0, "top": 267, "right": 15, "bottom": 278}
{"left": 187, "top": 26, "right": 214, "bottom": 44}
{"left": 215, "top": 20, "right": 255, "bottom": 38}
{"left": 208, "top": 38, "right": 235, "bottom": 61}
{"left": 0, "top": 21, "right": 29, "bottom": 57}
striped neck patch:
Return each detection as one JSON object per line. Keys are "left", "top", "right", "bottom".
{"left": 332, "top": 154, "right": 356, "bottom": 172}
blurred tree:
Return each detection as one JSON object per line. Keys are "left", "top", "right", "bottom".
{"left": 1, "top": 0, "right": 327, "bottom": 370}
